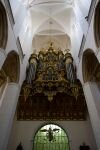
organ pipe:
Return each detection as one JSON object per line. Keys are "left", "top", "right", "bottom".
{"left": 26, "top": 54, "right": 37, "bottom": 84}
{"left": 65, "top": 53, "right": 76, "bottom": 83}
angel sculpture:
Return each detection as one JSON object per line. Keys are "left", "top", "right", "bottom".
{"left": 40, "top": 127, "right": 59, "bottom": 142}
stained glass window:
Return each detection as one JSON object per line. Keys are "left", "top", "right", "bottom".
{"left": 33, "top": 124, "right": 70, "bottom": 150}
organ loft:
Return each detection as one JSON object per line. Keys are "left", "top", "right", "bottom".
{"left": 17, "top": 43, "right": 87, "bottom": 120}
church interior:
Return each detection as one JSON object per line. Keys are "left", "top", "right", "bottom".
{"left": 0, "top": 0, "right": 100, "bottom": 150}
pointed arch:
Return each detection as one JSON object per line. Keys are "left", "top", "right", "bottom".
{"left": 82, "top": 49, "right": 100, "bottom": 83}
{"left": 2, "top": 51, "right": 20, "bottom": 83}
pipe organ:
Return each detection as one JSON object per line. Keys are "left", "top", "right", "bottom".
{"left": 17, "top": 44, "right": 87, "bottom": 120}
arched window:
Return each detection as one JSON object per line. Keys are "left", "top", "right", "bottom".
{"left": 0, "top": 1, "right": 8, "bottom": 49}
{"left": 33, "top": 124, "right": 70, "bottom": 150}
{"left": 82, "top": 49, "right": 100, "bottom": 83}
{"left": 2, "top": 51, "right": 20, "bottom": 83}
{"left": 94, "top": 1, "right": 100, "bottom": 48}
{"left": 0, "top": 51, "right": 20, "bottom": 106}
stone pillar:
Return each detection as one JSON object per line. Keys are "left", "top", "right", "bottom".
{"left": 65, "top": 53, "right": 76, "bottom": 83}
{"left": 83, "top": 82, "right": 100, "bottom": 149}
{"left": 26, "top": 54, "right": 37, "bottom": 84}
{"left": 0, "top": 83, "right": 20, "bottom": 150}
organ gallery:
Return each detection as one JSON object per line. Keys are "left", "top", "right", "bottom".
{"left": 17, "top": 44, "right": 87, "bottom": 120}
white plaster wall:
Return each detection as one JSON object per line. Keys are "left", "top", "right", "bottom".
{"left": 9, "top": 0, "right": 31, "bottom": 46}
{"left": 13, "top": 5, "right": 27, "bottom": 38}
{"left": 83, "top": 13, "right": 97, "bottom": 54}
{"left": 8, "top": 119, "right": 97, "bottom": 150}
{"left": 76, "top": 1, "right": 100, "bottom": 148}
{"left": 70, "top": 0, "right": 91, "bottom": 66}
{"left": 0, "top": 0, "right": 18, "bottom": 66}
{"left": 74, "top": 1, "right": 88, "bottom": 35}
{"left": 0, "top": 0, "right": 32, "bottom": 86}
{"left": 18, "top": 26, "right": 33, "bottom": 85}
{"left": 1, "top": 0, "right": 36, "bottom": 98}
{"left": 9, "top": 0, "right": 33, "bottom": 69}
{"left": 76, "top": 0, "right": 92, "bottom": 18}
{"left": 0, "top": 2, "right": 30, "bottom": 149}
{"left": 9, "top": 0, "right": 20, "bottom": 19}
{"left": 71, "top": 22, "right": 83, "bottom": 66}
{"left": 83, "top": 82, "right": 100, "bottom": 149}
{"left": 0, "top": 83, "right": 20, "bottom": 150}
{"left": 77, "top": 0, "right": 100, "bottom": 83}
{"left": 5, "top": 20, "right": 18, "bottom": 55}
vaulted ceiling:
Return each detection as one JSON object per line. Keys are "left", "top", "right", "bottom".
{"left": 28, "top": 0, "right": 74, "bottom": 35}
{"left": 19, "top": 0, "right": 77, "bottom": 52}
{"left": 17, "top": 0, "right": 92, "bottom": 63}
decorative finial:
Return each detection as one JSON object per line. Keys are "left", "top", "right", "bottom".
{"left": 48, "top": 41, "right": 53, "bottom": 47}
{"left": 40, "top": 47, "right": 45, "bottom": 51}
{"left": 64, "top": 49, "right": 70, "bottom": 53}
{"left": 50, "top": 42, "right": 53, "bottom": 47}
{"left": 48, "top": 41, "right": 54, "bottom": 51}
